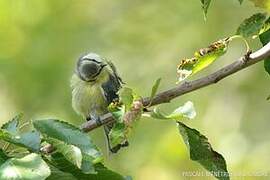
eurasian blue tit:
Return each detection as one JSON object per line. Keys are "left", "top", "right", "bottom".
{"left": 71, "top": 53, "right": 128, "bottom": 153}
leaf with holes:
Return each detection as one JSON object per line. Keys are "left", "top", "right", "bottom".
{"left": 177, "top": 122, "right": 229, "bottom": 180}
{"left": 177, "top": 38, "right": 230, "bottom": 82}
{"left": 118, "top": 87, "right": 134, "bottom": 110}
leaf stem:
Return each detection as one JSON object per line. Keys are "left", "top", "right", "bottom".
{"left": 230, "top": 35, "right": 250, "bottom": 52}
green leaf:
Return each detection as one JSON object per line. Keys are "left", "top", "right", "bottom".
{"left": 168, "top": 101, "right": 196, "bottom": 119}
{"left": 0, "top": 153, "right": 51, "bottom": 180}
{"left": 259, "top": 22, "right": 270, "bottom": 75}
{"left": 19, "top": 131, "right": 41, "bottom": 151}
{"left": 47, "top": 138, "right": 82, "bottom": 169}
{"left": 0, "top": 149, "right": 8, "bottom": 166}
{"left": 149, "top": 78, "right": 162, "bottom": 105}
{"left": 236, "top": 13, "right": 267, "bottom": 38}
{"left": 248, "top": 0, "right": 270, "bottom": 11}
{"left": 177, "top": 122, "right": 229, "bottom": 180}
{"left": 109, "top": 123, "right": 126, "bottom": 148}
{"left": 33, "top": 119, "right": 102, "bottom": 174}
{"left": 264, "top": 59, "right": 270, "bottom": 75}
{"left": 238, "top": 0, "right": 244, "bottom": 4}
{"left": 108, "top": 100, "right": 143, "bottom": 149}
{"left": 200, "top": 0, "right": 211, "bottom": 19}
{"left": 46, "top": 165, "right": 76, "bottom": 180}
{"left": 1, "top": 114, "right": 23, "bottom": 135}
{"left": 0, "top": 129, "right": 41, "bottom": 152}
{"left": 109, "top": 106, "right": 125, "bottom": 122}
{"left": 177, "top": 38, "right": 230, "bottom": 82}
{"left": 150, "top": 101, "right": 196, "bottom": 121}
{"left": 267, "top": 95, "right": 270, "bottom": 100}
{"left": 49, "top": 153, "right": 127, "bottom": 180}
{"left": 0, "top": 114, "right": 41, "bottom": 152}
{"left": 118, "top": 87, "right": 134, "bottom": 110}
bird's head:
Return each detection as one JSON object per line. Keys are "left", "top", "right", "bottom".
{"left": 76, "top": 53, "right": 107, "bottom": 82}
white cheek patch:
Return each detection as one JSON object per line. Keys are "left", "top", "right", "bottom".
{"left": 83, "top": 53, "right": 103, "bottom": 63}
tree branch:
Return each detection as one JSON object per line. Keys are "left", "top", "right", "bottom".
{"left": 41, "top": 42, "right": 270, "bottom": 154}
{"left": 81, "top": 42, "right": 270, "bottom": 132}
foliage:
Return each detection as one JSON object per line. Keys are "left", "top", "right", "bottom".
{"left": 200, "top": 0, "right": 212, "bottom": 19}
{"left": 177, "top": 38, "right": 231, "bottom": 82}
{"left": 1, "top": 114, "right": 40, "bottom": 152}
{"left": 108, "top": 87, "right": 143, "bottom": 149}
{"left": 259, "top": 18, "right": 270, "bottom": 75}
{"left": 0, "top": 115, "right": 128, "bottom": 179}
{"left": 236, "top": 13, "right": 269, "bottom": 38}
{"left": 0, "top": 153, "right": 50, "bottom": 180}
{"left": 178, "top": 122, "right": 229, "bottom": 180}
{"left": 248, "top": 0, "right": 270, "bottom": 11}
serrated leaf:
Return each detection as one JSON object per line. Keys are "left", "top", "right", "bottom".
{"left": 109, "top": 123, "right": 126, "bottom": 148}
{"left": 47, "top": 138, "right": 82, "bottom": 169}
{"left": 1, "top": 114, "right": 23, "bottom": 135}
{"left": 200, "top": 0, "right": 212, "bottom": 19}
{"left": 177, "top": 38, "right": 229, "bottom": 82}
{"left": 149, "top": 78, "right": 162, "bottom": 105}
{"left": 150, "top": 101, "right": 196, "bottom": 121}
{"left": 236, "top": 13, "right": 267, "bottom": 38}
{"left": 177, "top": 122, "right": 229, "bottom": 180}
{"left": 0, "top": 153, "right": 50, "bottom": 180}
{"left": 259, "top": 22, "right": 270, "bottom": 75}
{"left": 0, "top": 129, "right": 41, "bottom": 152}
{"left": 118, "top": 87, "right": 134, "bottom": 110}
{"left": 33, "top": 119, "right": 102, "bottom": 174}
{"left": 50, "top": 153, "right": 127, "bottom": 180}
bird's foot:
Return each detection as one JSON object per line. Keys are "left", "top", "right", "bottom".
{"left": 87, "top": 115, "right": 103, "bottom": 126}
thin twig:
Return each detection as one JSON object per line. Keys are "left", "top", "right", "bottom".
{"left": 81, "top": 42, "right": 270, "bottom": 132}
{"left": 42, "top": 42, "right": 270, "bottom": 154}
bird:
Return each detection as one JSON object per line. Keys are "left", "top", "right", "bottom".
{"left": 71, "top": 52, "right": 128, "bottom": 153}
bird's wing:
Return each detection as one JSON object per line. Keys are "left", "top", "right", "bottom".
{"left": 106, "top": 60, "right": 124, "bottom": 84}
{"left": 101, "top": 60, "right": 123, "bottom": 103}
{"left": 101, "top": 61, "right": 129, "bottom": 153}
{"left": 101, "top": 73, "right": 121, "bottom": 104}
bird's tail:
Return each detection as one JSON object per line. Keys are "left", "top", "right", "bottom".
{"left": 103, "top": 122, "right": 129, "bottom": 153}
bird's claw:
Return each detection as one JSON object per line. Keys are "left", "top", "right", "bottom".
{"left": 87, "top": 115, "right": 103, "bottom": 126}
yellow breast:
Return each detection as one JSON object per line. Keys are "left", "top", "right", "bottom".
{"left": 71, "top": 74, "right": 108, "bottom": 118}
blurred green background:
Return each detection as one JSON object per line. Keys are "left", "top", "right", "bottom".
{"left": 0, "top": 0, "right": 269, "bottom": 179}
